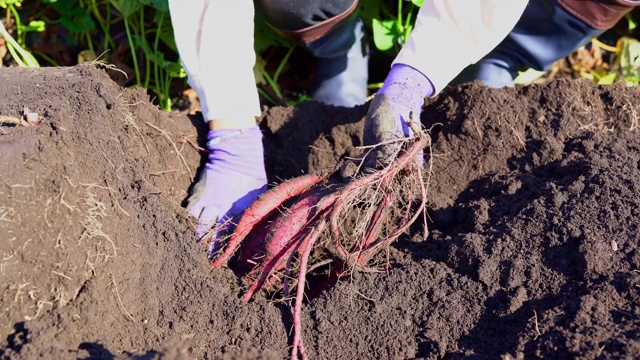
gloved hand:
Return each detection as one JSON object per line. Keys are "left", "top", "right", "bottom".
{"left": 186, "top": 126, "right": 268, "bottom": 245}
{"left": 363, "top": 64, "right": 434, "bottom": 168}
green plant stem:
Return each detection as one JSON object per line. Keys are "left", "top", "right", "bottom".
{"left": 123, "top": 16, "right": 141, "bottom": 86}
{"left": 153, "top": 12, "right": 165, "bottom": 61}
{"left": 0, "top": 19, "right": 38, "bottom": 67}
{"left": 140, "top": 8, "right": 151, "bottom": 89}
{"left": 8, "top": 4, "right": 23, "bottom": 46}
{"left": 397, "top": 0, "right": 403, "bottom": 34}
{"left": 258, "top": 45, "right": 295, "bottom": 103}
{"left": 104, "top": 3, "right": 116, "bottom": 51}
{"left": 257, "top": 87, "right": 278, "bottom": 105}
{"left": 273, "top": 46, "right": 295, "bottom": 84}
{"left": 153, "top": 63, "right": 162, "bottom": 108}
{"left": 404, "top": 7, "right": 415, "bottom": 44}
{"left": 153, "top": 12, "right": 165, "bottom": 108}
{"left": 4, "top": 42, "right": 25, "bottom": 67}
{"left": 33, "top": 50, "right": 59, "bottom": 66}
{"left": 85, "top": 32, "right": 95, "bottom": 53}
{"left": 155, "top": 62, "right": 163, "bottom": 105}
{"left": 259, "top": 67, "right": 282, "bottom": 101}
{"left": 162, "top": 71, "right": 172, "bottom": 111}
{"left": 90, "top": 0, "right": 116, "bottom": 51}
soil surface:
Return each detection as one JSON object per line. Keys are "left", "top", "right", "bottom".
{"left": 0, "top": 65, "right": 639, "bottom": 359}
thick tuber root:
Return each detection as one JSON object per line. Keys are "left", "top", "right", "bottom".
{"left": 208, "top": 174, "right": 325, "bottom": 269}
{"left": 207, "top": 124, "right": 431, "bottom": 360}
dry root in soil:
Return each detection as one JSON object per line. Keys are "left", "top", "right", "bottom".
{"left": 203, "top": 124, "right": 431, "bottom": 360}
{"left": 0, "top": 107, "right": 40, "bottom": 127}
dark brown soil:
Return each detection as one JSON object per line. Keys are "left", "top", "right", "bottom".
{"left": 0, "top": 65, "right": 638, "bottom": 359}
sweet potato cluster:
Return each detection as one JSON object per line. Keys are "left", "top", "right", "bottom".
{"left": 207, "top": 129, "right": 430, "bottom": 360}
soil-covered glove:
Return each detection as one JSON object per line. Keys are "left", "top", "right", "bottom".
{"left": 186, "top": 127, "right": 268, "bottom": 243}
{"left": 363, "top": 64, "right": 434, "bottom": 168}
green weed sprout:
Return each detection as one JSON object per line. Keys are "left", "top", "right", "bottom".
{"left": 109, "top": 0, "right": 143, "bottom": 86}
{"left": 253, "top": 15, "right": 299, "bottom": 105}
{"left": 0, "top": 0, "right": 40, "bottom": 67}
{"left": 105, "top": 0, "right": 184, "bottom": 110}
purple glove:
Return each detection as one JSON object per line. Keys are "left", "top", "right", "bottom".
{"left": 186, "top": 126, "right": 268, "bottom": 244}
{"left": 376, "top": 64, "right": 435, "bottom": 136}
{"left": 362, "top": 64, "right": 434, "bottom": 168}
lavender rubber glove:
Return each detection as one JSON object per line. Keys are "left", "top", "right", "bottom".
{"left": 363, "top": 64, "right": 434, "bottom": 168}
{"left": 186, "top": 126, "right": 267, "bottom": 243}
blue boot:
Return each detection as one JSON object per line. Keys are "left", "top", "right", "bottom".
{"left": 255, "top": 0, "right": 368, "bottom": 106}
{"left": 452, "top": 0, "right": 603, "bottom": 88}
{"left": 307, "top": 19, "right": 369, "bottom": 107}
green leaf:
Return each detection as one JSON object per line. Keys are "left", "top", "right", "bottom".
{"left": 513, "top": 68, "right": 546, "bottom": 85}
{"left": 47, "top": 0, "right": 79, "bottom": 15}
{"left": 154, "top": 18, "right": 177, "bottom": 52}
{"left": 359, "top": 0, "right": 382, "bottom": 28}
{"left": 166, "top": 62, "right": 186, "bottom": 78}
{"left": 254, "top": 16, "right": 294, "bottom": 52}
{"left": 0, "top": 0, "right": 22, "bottom": 8}
{"left": 48, "top": 0, "right": 96, "bottom": 33}
{"left": 138, "top": 0, "right": 169, "bottom": 12}
{"left": 132, "top": 33, "right": 183, "bottom": 76}
{"left": 625, "top": 13, "right": 638, "bottom": 31}
{"left": 619, "top": 37, "right": 640, "bottom": 82}
{"left": 372, "top": 18, "right": 400, "bottom": 51}
{"left": 59, "top": 12, "right": 95, "bottom": 33}
{"left": 131, "top": 34, "right": 159, "bottom": 62}
{"left": 597, "top": 72, "right": 617, "bottom": 85}
{"left": 410, "top": 0, "right": 424, "bottom": 7}
{"left": 109, "top": 0, "right": 143, "bottom": 17}
{"left": 22, "top": 20, "right": 46, "bottom": 33}
{"left": 624, "top": 77, "right": 640, "bottom": 86}
{"left": 253, "top": 56, "right": 267, "bottom": 86}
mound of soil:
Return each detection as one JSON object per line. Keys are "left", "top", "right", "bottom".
{"left": 0, "top": 65, "right": 638, "bottom": 359}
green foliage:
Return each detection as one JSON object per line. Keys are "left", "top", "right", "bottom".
{"left": 363, "top": 0, "right": 422, "bottom": 52}
{"left": 97, "top": 0, "right": 182, "bottom": 110}
{"left": 572, "top": 36, "right": 640, "bottom": 86}
{"left": 618, "top": 37, "right": 640, "bottom": 85}
{"left": 626, "top": 12, "right": 638, "bottom": 31}
{"left": 109, "top": 0, "right": 142, "bottom": 17}
{"left": 0, "top": 0, "right": 182, "bottom": 110}
{"left": 0, "top": 0, "right": 638, "bottom": 113}
{"left": 0, "top": 0, "right": 40, "bottom": 66}
{"left": 253, "top": 15, "right": 302, "bottom": 106}
{"left": 45, "top": 0, "right": 95, "bottom": 34}
{"left": 513, "top": 68, "right": 546, "bottom": 85}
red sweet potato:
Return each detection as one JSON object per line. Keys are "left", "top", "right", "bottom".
{"left": 210, "top": 174, "right": 323, "bottom": 269}
{"left": 240, "top": 191, "right": 321, "bottom": 302}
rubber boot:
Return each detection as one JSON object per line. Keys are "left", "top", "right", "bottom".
{"left": 306, "top": 18, "right": 369, "bottom": 107}
{"left": 452, "top": 0, "right": 603, "bottom": 88}
{"left": 255, "top": 0, "right": 368, "bottom": 107}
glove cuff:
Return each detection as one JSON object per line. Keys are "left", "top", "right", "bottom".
{"left": 206, "top": 126, "right": 261, "bottom": 149}
{"left": 378, "top": 64, "right": 435, "bottom": 100}
{"left": 205, "top": 126, "right": 266, "bottom": 180}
